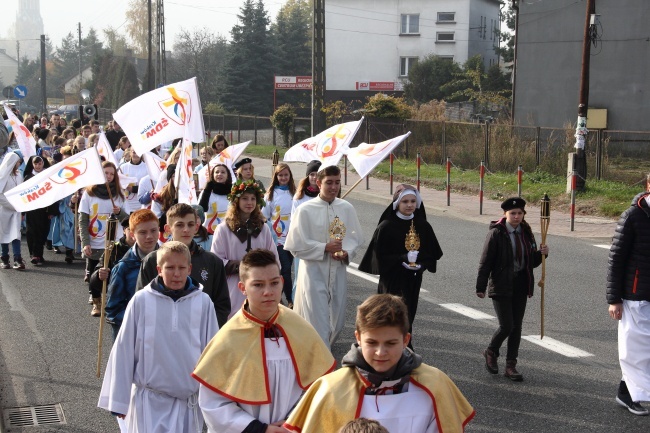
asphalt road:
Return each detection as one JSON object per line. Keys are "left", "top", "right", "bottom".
{"left": 0, "top": 195, "right": 647, "bottom": 432}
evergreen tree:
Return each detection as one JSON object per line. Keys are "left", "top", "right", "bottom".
{"left": 15, "top": 57, "right": 42, "bottom": 108}
{"left": 403, "top": 55, "right": 462, "bottom": 103}
{"left": 271, "top": 0, "right": 311, "bottom": 110}
{"left": 221, "top": 0, "right": 275, "bottom": 115}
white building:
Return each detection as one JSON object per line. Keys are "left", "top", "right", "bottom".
{"left": 325, "top": 0, "right": 501, "bottom": 100}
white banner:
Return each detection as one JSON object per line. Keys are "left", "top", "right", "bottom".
{"left": 283, "top": 118, "right": 363, "bottom": 169}
{"left": 197, "top": 140, "right": 251, "bottom": 190}
{"left": 112, "top": 77, "right": 205, "bottom": 156}
{"left": 5, "top": 148, "right": 106, "bottom": 212}
{"left": 142, "top": 151, "right": 168, "bottom": 184}
{"left": 346, "top": 132, "right": 411, "bottom": 179}
{"left": 96, "top": 132, "right": 118, "bottom": 166}
{"left": 3, "top": 104, "right": 36, "bottom": 160}
{"left": 175, "top": 128, "right": 197, "bottom": 205}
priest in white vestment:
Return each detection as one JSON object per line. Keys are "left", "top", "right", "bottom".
{"left": 284, "top": 165, "right": 363, "bottom": 349}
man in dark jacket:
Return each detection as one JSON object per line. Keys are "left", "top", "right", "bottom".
{"left": 135, "top": 203, "right": 230, "bottom": 327}
{"left": 606, "top": 192, "right": 650, "bottom": 416}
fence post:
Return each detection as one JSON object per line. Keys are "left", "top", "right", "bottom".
{"left": 366, "top": 175, "right": 370, "bottom": 190}
{"left": 272, "top": 127, "right": 276, "bottom": 146}
{"left": 344, "top": 155, "right": 348, "bottom": 185}
{"left": 517, "top": 165, "right": 523, "bottom": 197}
{"left": 254, "top": 116, "right": 258, "bottom": 145}
{"left": 535, "top": 126, "right": 541, "bottom": 168}
{"left": 441, "top": 121, "right": 447, "bottom": 163}
{"left": 478, "top": 161, "right": 485, "bottom": 215}
{"left": 595, "top": 129, "right": 602, "bottom": 180}
{"left": 389, "top": 153, "right": 394, "bottom": 195}
{"left": 416, "top": 152, "right": 421, "bottom": 192}
{"left": 237, "top": 115, "right": 241, "bottom": 142}
{"left": 484, "top": 123, "right": 490, "bottom": 167}
{"left": 446, "top": 157, "right": 451, "bottom": 206}
{"left": 221, "top": 115, "right": 225, "bottom": 135}
{"left": 570, "top": 169, "right": 577, "bottom": 231}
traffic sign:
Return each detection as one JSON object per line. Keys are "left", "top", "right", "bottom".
{"left": 13, "top": 85, "right": 27, "bottom": 99}
{"left": 2, "top": 86, "right": 13, "bottom": 98}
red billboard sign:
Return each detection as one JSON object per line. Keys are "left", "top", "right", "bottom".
{"left": 356, "top": 81, "right": 403, "bottom": 91}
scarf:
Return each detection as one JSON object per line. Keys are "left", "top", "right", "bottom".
{"left": 92, "top": 183, "right": 119, "bottom": 200}
{"left": 304, "top": 185, "right": 319, "bottom": 198}
{"left": 199, "top": 181, "right": 232, "bottom": 210}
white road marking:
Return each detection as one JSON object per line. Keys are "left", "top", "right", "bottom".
{"left": 347, "top": 262, "right": 592, "bottom": 359}
{"left": 594, "top": 244, "right": 610, "bottom": 250}
{"left": 522, "top": 335, "right": 594, "bottom": 358}
{"left": 439, "top": 303, "right": 495, "bottom": 320}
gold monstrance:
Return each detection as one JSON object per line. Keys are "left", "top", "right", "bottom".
{"left": 329, "top": 216, "right": 346, "bottom": 258}
{"left": 405, "top": 221, "right": 421, "bottom": 267}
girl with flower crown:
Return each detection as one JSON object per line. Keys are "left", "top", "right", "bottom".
{"left": 210, "top": 179, "right": 280, "bottom": 318}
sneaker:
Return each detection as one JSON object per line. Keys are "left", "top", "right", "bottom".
{"left": 33, "top": 257, "right": 44, "bottom": 266}
{"left": 0, "top": 262, "right": 10, "bottom": 270}
{"left": 13, "top": 258, "right": 26, "bottom": 270}
{"left": 616, "top": 395, "right": 649, "bottom": 416}
{"left": 45, "top": 240, "right": 53, "bottom": 251}
{"left": 88, "top": 294, "right": 94, "bottom": 304}
{"left": 31, "top": 256, "right": 38, "bottom": 264}
{"left": 64, "top": 255, "right": 73, "bottom": 264}
{"left": 483, "top": 348, "right": 498, "bottom": 374}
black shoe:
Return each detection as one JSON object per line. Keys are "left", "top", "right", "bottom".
{"left": 483, "top": 349, "right": 498, "bottom": 374}
{"left": 45, "top": 241, "right": 53, "bottom": 251}
{"left": 616, "top": 395, "right": 649, "bottom": 416}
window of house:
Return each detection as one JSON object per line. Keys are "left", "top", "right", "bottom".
{"left": 438, "top": 55, "right": 454, "bottom": 62}
{"left": 437, "top": 12, "right": 455, "bottom": 23}
{"left": 400, "top": 57, "right": 418, "bottom": 76}
{"left": 436, "top": 32, "right": 455, "bottom": 42}
{"left": 400, "top": 14, "right": 420, "bottom": 34}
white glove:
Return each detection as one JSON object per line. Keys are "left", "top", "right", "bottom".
{"left": 407, "top": 250, "right": 419, "bottom": 264}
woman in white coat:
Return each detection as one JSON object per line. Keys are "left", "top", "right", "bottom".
{"left": 0, "top": 152, "right": 26, "bottom": 270}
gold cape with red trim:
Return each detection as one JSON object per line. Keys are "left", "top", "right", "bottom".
{"left": 192, "top": 304, "right": 335, "bottom": 404}
{"left": 284, "top": 364, "right": 475, "bottom": 433}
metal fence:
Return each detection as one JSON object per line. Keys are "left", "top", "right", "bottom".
{"left": 98, "top": 108, "right": 650, "bottom": 184}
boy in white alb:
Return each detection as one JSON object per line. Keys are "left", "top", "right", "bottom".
{"left": 285, "top": 295, "right": 475, "bottom": 433}
{"left": 192, "top": 248, "right": 335, "bottom": 433}
{"left": 98, "top": 241, "right": 219, "bottom": 432}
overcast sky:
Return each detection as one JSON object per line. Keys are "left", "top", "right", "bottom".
{"left": 3, "top": 0, "right": 285, "bottom": 49}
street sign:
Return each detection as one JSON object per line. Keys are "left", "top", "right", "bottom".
{"left": 13, "top": 85, "right": 27, "bottom": 99}
{"left": 2, "top": 86, "right": 13, "bottom": 98}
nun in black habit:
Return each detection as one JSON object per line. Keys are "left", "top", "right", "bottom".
{"left": 359, "top": 184, "right": 443, "bottom": 336}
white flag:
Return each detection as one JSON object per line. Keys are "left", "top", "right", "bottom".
{"left": 5, "top": 148, "right": 106, "bottom": 212}
{"left": 174, "top": 128, "right": 197, "bottom": 205}
{"left": 3, "top": 104, "right": 36, "bottom": 160}
{"left": 113, "top": 77, "right": 205, "bottom": 156}
{"left": 346, "top": 132, "right": 411, "bottom": 179}
{"left": 197, "top": 140, "right": 251, "bottom": 190}
{"left": 283, "top": 118, "right": 363, "bottom": 169}
{"left": 142, "top": 151, "right": 168, "bottom": 183}
{"left": 95, "top": 132, "right": 118, "bottom": 166}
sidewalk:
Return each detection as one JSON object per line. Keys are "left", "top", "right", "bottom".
{"left": 248, "top": 156, "right": 618, "bottom": 242}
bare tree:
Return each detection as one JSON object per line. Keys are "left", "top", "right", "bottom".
{"left": 125, "top": 0, "right": 149, "bottom": 56}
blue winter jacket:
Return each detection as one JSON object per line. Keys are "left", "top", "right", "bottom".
{"left": 105, "top": 246, "right": 145, "bottom": 326}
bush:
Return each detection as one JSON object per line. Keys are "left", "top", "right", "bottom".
{"left": 204, "top": 102, "right": 226, "bottom": 115}
{"left": 363, "top": 93, "right": 412, "bottom": 120}
{"left": 270, "top": 104, "right": 297, "bottom": 147}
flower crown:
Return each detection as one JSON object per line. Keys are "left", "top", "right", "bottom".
{"left": 228, "top": 179, "right": 266, "bottom": 207}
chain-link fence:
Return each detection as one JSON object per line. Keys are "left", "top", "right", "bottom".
{"left": 99, "top": 108, "right": 650, "bottom": 183}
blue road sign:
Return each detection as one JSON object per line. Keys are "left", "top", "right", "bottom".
{"left": 14, "top": 85, "right": 27, "bottom": 99}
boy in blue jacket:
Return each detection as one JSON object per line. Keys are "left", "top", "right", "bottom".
{"left": 105, "top": 209, "right": 160, "bottom": 338}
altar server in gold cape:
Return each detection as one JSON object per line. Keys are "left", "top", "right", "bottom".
{"left": 193, "top": 248, "right": 335, "bottom": 433}
{"left": 284, "top": 294, "right": 474, "bottom": 433}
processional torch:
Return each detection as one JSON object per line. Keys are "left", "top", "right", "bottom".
{"left": 537, "top": 194, "right": 550, "bottom": 339}
{"left": 271, "top": 148, "right": 280, "bottom": 177}
{"left": 96, "top": 214, "right": 119, "bottom": 378}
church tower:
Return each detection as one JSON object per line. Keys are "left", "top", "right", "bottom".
{"left": 15, "top": 0, "right": 44, "bottom": 60}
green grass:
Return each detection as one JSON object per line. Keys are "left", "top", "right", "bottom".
{"left": 243, "top": 144, "right": 640, "bottom": 218}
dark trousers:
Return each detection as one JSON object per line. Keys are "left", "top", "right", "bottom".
{"left": 25, "top": 211, "right": 49, "bottom": 258}
{"left": 86, "top": 258, "right": 99, "bottom": 294}
{"left": 277, "top": 245, "right": 294, "bottom": 303}
{"left": 489, "top": 271, "right": 529, "bottom": 360}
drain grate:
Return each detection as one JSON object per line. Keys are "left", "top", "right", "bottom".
{"left": 3, "top": 404, "right": 66, "bottom": 427}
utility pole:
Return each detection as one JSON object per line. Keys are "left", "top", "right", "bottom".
{"left": 147, "top": 0, "right": 154, "bottom": 92}
{"left": 312, "top": 0, "right": 326, "bottom": 135}
{"left": 78, "top": 23, "right": 82, "bottom": 103}
{"left": 157, "top": 0, "right": 167, "bottom": 85}
{"left": 16, "top": 41, "right": 20, "bottom": 76}
{"left": 572, "top": 0, "right": 596, "bottom": 191}
{"left": 510, "top": 0, "right": 519, "bottom": 124}
{"left": 40, "top": 35, "right": 46, "bottom": 115}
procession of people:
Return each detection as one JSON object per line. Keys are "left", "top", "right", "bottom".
{"left": 1, "top": 86, "right": 647, "bottom": 433}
